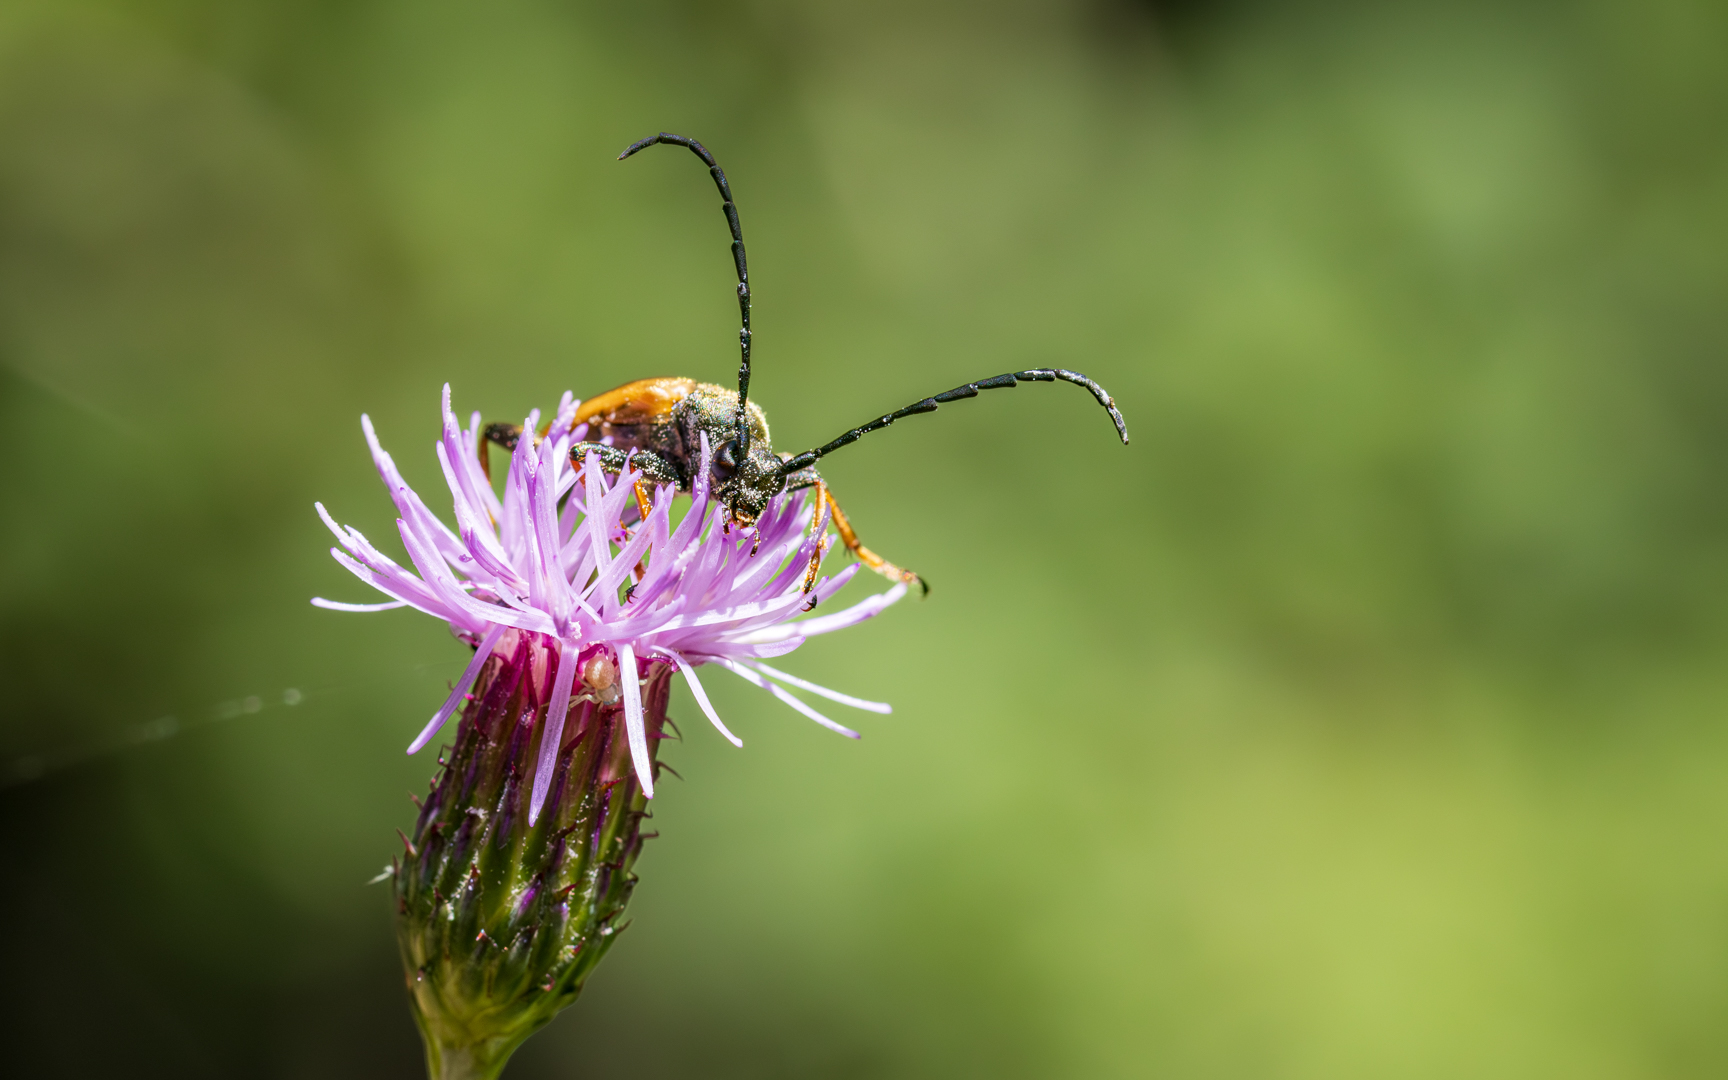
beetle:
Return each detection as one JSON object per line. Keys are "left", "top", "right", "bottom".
{"left": 480, "top": 132, "right": 1128, "bottom": 598}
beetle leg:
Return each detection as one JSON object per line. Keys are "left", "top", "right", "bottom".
{"left": 634, "top": 451, "right": 686, "bottom": 488}
{"left": 569, "top": 442, "right": 630, "bottom": 477}
{"left": 627, "top": 479, "right": 650, "bottom": 596}
{"left": 799, "top": 480, "right": 835, "bottom": 604}
{"left": 568, "top": 444, "right": 686, "bottom": 488}
{"left": 478, "top": 423, "right": 523, "bottom": 481}
{"left": 820, "top": 485, "right": 926, "bottom": 596}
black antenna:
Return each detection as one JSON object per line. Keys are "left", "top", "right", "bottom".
{"left": 619, "top": 133, "right": 754, "bottom": 459}
{"left": 776, "top": 368, "right": 1129, "bottom": 478}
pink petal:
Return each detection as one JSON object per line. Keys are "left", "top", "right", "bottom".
{"left": 665, "top": 649, "right": 743, "bottom": 748}
{"left": 528, "top": 639, "right": 580, "bottom": 826}
{"left": 750, "top": 661, "right": 892, "bottom": 714}
{"left": 718, "top": 660, "right": 860, "bottom": 739}
{"left": 408, "top": 623, "right": 507, "bottom": 754}
{"left": 310, "top": 597, "right": 409, "bottom": 613}
{"left": 618, "top": 643, "right": 655, "bottom": 796}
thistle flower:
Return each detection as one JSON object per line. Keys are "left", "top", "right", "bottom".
{"left": 314, "top": 386, "right": 904, "bottom": 1079}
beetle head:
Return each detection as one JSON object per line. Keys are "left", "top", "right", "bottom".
{"left": 716, "top": 438, "right": 786, "bottom": 529}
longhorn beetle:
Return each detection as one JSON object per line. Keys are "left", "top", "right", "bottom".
{"left": 480, "top": 132, "right": 1128, "bottom": 599}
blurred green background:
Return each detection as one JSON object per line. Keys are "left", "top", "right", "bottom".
{"left": 3, "top": 0, "right": 1727, "bottom": 1076}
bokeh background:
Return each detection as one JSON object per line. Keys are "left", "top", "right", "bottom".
{"left": 3, "top": 0, "right": 1727, "bottom": 1076}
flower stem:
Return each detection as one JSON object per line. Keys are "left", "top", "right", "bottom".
{"left": 420, "top": 1029, "right": 520, "bottom": 1080}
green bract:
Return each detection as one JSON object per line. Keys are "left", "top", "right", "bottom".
{"left": 394, "top": 642, "right": 671, "bottom": 1080}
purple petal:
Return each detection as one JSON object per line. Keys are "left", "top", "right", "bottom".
{"left": 396, "top": 518, "right": 543, "bottom": 633}
{"left": 408, "top": 623, "right": 507, "bottom": 754}
{"left": 750, "top": 661, "right": 892, "bottom": 714}
{"left": 618, "top": 643, "right": 655, "bottom": 796}
{"left": 525, "top": 438, "right": 574, "bottom": 633}
{"left": 435, "top": 441, "right": 515, "bottom": 580}
{"left": 666, "top": 649, "right": 742, "bottom": 748}
{"left": 718, "top": 659, "right": 861, "bottom": 739}
{"left": 583, "top": 508, "right": 658, "bottom": 610}
{"left": 440, "top": 384, "right": 502, "bottom": 523}
{"left": 528, "top": 639, "right": 580, "bottom": 826}
{"left": 327, "top": 549, "right": 460, "bottom": 625}
{"left": 314, "top": 502, "right": 359, "bottom": 553}
{"left": 310, "top": 597, "right": 410, "bottom": 613}
{"left": 739, "top": 578, "right": 904, "bottom": 644}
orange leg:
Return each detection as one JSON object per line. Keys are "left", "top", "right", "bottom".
{"left": 800, "top": 481, "right": 835, "bottom": 600}
{"left": 820, "top": 485, "right": 926, "bottom": 596}
{"left": 625, "top": 481, "right": 656, "bottom": 595}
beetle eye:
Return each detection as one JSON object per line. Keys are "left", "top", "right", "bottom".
{"left": 718, "top": 440, "right": 739, "bottom": 467}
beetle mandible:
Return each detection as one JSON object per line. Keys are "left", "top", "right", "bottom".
{"left": 479, "top": 132, "right": 1129, "bottom": 599}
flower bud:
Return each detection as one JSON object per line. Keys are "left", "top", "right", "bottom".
{"left": 395, "top": 636, "right": 670, "bottom": 1080}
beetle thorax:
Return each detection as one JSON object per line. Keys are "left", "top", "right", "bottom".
{"left": 679, "top": 383, "right": 783, "bottom": 525}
